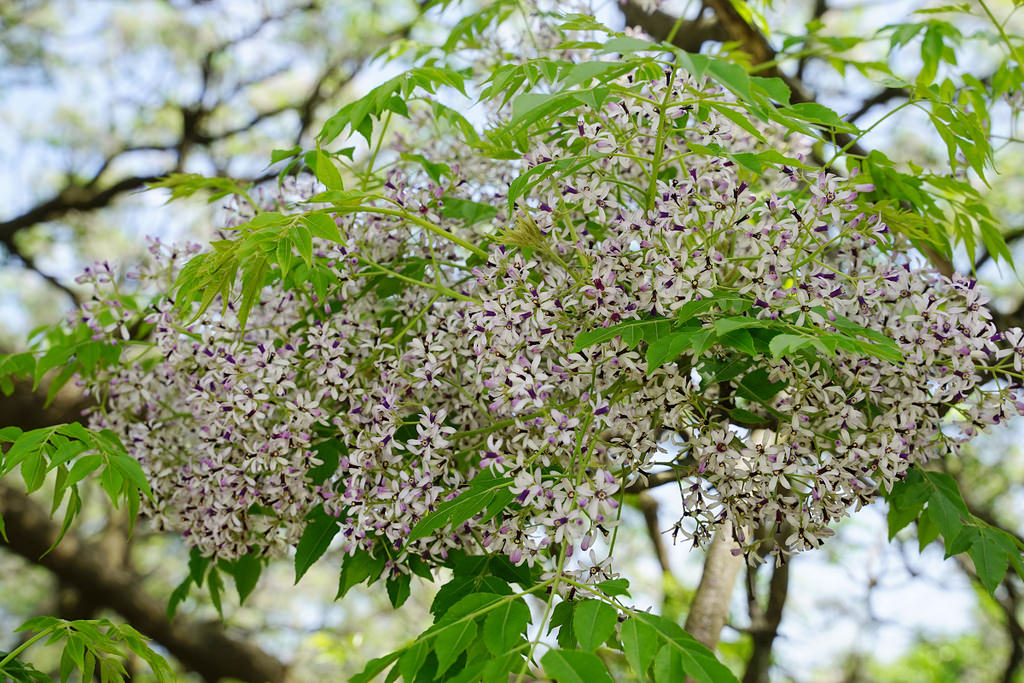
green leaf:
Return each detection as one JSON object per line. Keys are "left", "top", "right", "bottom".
{"left": 768, "top": 334, "right": 814, "bottom": 359}
{"left": 294, "top": 506, "right": 340, "bottom": 582}
{"left": 309, "top": 440, "right": 343, "bottom": 486}
{"left": 646, "top": 328, "right": 698, "bottom": 374}
{"left": 66, "top": 453, "right": 102, "bottom": 487}
{"left": 481, "top": 652, "right": 523, "bottom": 683}
{"left": 431, "top": 576, "right": 511, "bottom": 619}
{"left": 207, "top": 567, "right": 224, "bottom": 617}
{"left": 706, "top": 58, "right": 753, "bottom": 102}
{"left": 886, "top": 468, "right": 931, "bottom": 538}
{"left": 337, "top": 549, "right": 387, "bottom": 599}
{"left": 270, "top": 146, "right": 302, "bottom": 164}
{"left": 483, "top": 598, "right": 530, "bottom": 654}
{"left": 751, "top": 76, "right": 791, "bottom": 104}
{"left": 109, "top": 452, "right": 152, "bottom": 499}
{"left": 917, "top": 512, "right": 940, "bottom": 550}
{"left": 351, "top": 651, "right": 401, "bottom": 683}
{"left": 20, "top": 451, "right": 46, "bottom": 493}
{"left": 601, "top": 35, "right": 659, "bottom": 54}
{"left": 542, "top": 649, "right": 615, "bottom": 683}
{"left": 409, "top": 471, "right": 514, "bottom": 541}
{"left": 401, "top": 152, "right": 451, "bottom": 184}
{"left": 719, "top": 327, "right": 758, "bottom": 356}
{"left": 622, "top": 617, "right": 660, "bottom": 677}
{"left": 969, "top": 528, "right": 1014, "bottom": 595}
{"left": 302, "top": 213, "right": 343, "bottom": 244}
{"left": 292, "top": 225, "right": 314, "bottom": 267}
{"left": 434, "top": 619, "right": 478, "bottom": 677}
{"left": 561, "top": 61, "right": 616, "bottom": 88}
{"left": 167, "top": 575, "right": 192, "bottom": 620}
{"left": 786, "top": 102, "right": 851, "bottom": 130}
{"left": 595, "top": 578, "right": 631, "bottom": 597}
{"left": 549, "top": 600, "right": 576, "bottom": 649}
{"left": 713, "top": 317, "right": 767, "bottom": 335}
{"left": 398, "top": 640, "right": 429, "bottom": 682}
{"left": 386, "top": 572, "right": 411, "bottom": 608}
{"left": 653, "top": 642, "right": 684, "bottom": 682}
{"left": 1, "top": 427, "right": 53, "bottom": 476}
{"left": 574, "top": 318, "right": 674, "bottom": 352}
{"left": 574, "top": 600, "right": 617, "bottom": 651}
{"left": 149, "top": 173, "right": 249, "bottom": 202}
{"left": 946, "top": 525, "right": 979, "bottom": 556}
{"left": 441, "top": 197, "right": 499, "bottom": 226}
{"left": 634, "top": 613, "right": 740, "bottom": 683}
{"left": 219, "top": 554, "right": 262, "bottom": 604}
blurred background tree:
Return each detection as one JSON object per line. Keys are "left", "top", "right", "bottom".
{"left": 1, "top": 0, "right": 1023, "bottom": 681}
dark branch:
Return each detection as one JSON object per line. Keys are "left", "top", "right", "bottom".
{"left": 619, "top": 1, "right": 729, "bottom": 54}
{"left": 0, "top": 175, "right": 161, "bottom": 253}
{"left": 635, "top": 492, "right": 672, "bottom": 574}
{"left": 742, "top": 528, "right": 791, "bottom": 683}
{"left": 1, "top": 242, "right": 81, "bottom": 305}
{"left": 625, "top": 466, "right": 694, "bottom": 494}
{"left": 847, "top": 86, "right": 911, "bottom": 123}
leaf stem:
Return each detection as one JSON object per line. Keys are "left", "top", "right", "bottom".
{"left": 364, "top": 202, "right": 490, "bottom": 260}
{"left": 0, "top": 626, "right": 54, "bottom": 671}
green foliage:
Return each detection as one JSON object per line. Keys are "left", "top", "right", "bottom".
{"left": 148, "top": 174, "right": 255, "bottom": 203}
{"left": 294, "top": 505, "right": 342, "bottom": 582}
{"left": 350, "top": 574, "right": 739, "bottom": 683}
{"left": 408, "top": 470, "right": 515, "bottom": 541}
{"left": 888, "top": 468, "right": 1024, "bottom": 594}
{"left": 540, "top": 649, "right": 614, "bottom": 683}
{"left": 0, "top": 618, "right": 174, "bottom": 683}
{"left": 0, "top": 424, "right": 150, "bottom": 548}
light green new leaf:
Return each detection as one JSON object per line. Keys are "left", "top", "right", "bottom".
{"left": 302, "top": 213, "right": 343, "bottom": 244}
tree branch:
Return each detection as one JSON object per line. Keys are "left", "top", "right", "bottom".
{"left": 0, "top": 175, "right": 162, "bottom": 251}
{"left": 847, "top": 86, "right": 911, "bottom": 123}
{"left": 636, "top": 492, "right": 672, "bottom": 574}
{"left": 684, "top": 521, "right": 744, "bottom": 650}
{"left": 742, "top": 529, "right": 791, "bottom": 683}
{"left": 625, "top": 466, "right": 694, "bottom": 494}
{"left": 619, "top": 1, "right": 729, "bottom": 54}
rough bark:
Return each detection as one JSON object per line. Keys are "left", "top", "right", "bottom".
{"left": 742, "top": 549, "right": 790, "bottom": 683}
{"left": 683, "top": 521, "right": 744, "bottom": 650}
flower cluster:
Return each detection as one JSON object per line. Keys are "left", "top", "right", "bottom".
{"left": 75, "top": 63, "right": 1024, "bottom": 583}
